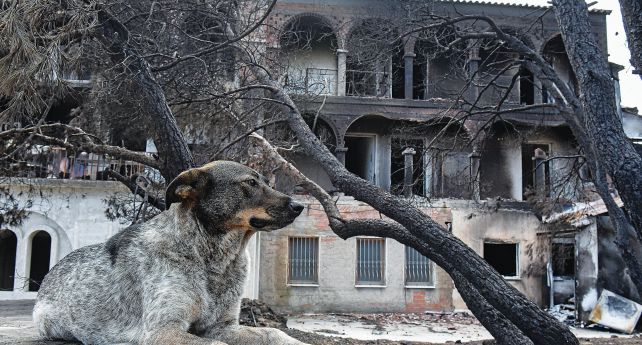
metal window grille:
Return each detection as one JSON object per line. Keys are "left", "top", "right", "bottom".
{"left": 288, "top": 237, "right": 319, "bottom": 284}
{"left": 405, "top": 246, "right": 433, "bottom": 286}
{"left": 356, "top": 238, "right": 385, "bottom": 285}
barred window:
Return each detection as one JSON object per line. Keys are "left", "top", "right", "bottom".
{"left": 405, "top": 246, "right": 433, "bottom": 286}
{"left": 288, "top": 237, "right": 319, "bottom": 284}
{"left": 356, "top": 238, "right": 385, "bottom": 285}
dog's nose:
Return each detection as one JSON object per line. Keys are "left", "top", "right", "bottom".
{"left": 288, "top": 200, "right": 305, "bottom": 213}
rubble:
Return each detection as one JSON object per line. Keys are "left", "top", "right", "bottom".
{"left": 548, "top": 304, "right": 576, "bottom": 324}
{"left": 239, "top": 298, "right": 288, "bottom": 328}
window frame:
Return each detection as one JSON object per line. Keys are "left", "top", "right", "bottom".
{"left": 482, "top": 241, "right": 521, "bottom": 280}
{"left": 286, "top": 236, "right": 320, "bottom": 287}
{"left": 404, "top": 245, "right": 435, "bottom": 288}
{"left": 354, "top": 237, "right": 387, "bottom": 288}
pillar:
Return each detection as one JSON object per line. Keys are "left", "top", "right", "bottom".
{"left": 469, "top": 150, "right": 481, "bottom": 201}
{"left": 467, "top": 46, "right": 481, "bottom": 102}
{"left": 402, "top": 147, "right": 415, "bottom": 198}
{"left": 533, "top": 148, "right": 548, "bottom": 198}
{"left": 404, "top": 53, "right": 416, "bottom": 100}
{"left": 335, "top": 147, "right": 348, "bottom": 166}
{"left": 575, "top": 220, "right": 599, "bottom": 322}
{"left": 336, "top": 49, "right": 348, "bottom": 96}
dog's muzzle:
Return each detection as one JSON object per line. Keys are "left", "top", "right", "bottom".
{"left": 249, "top": 199, "right": 304, "bottom": 230}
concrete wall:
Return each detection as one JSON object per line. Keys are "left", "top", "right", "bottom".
{"left": 259, "top": 196, "right": 548, "bottom": 313}
{"left": 450, "top": 203, "right": 548, "bottom": 310}
{"left": 0, "top": 178, "right": 261, "bottom": 300}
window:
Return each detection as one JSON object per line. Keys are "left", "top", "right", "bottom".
{"left": 483, "top": 242, "right": 519, "bottom": 278}
{"left": 405, "top": 246, "right": 433, "bottom": 287}
{"left": 288, "top": 237, "right": 319, "bottom": 285}
{"left": 345, "top": 135, "right": 376, "bottom": 183}
{"left": 28, "top": 231, "right": 51, "bottom": 292}
{"left": 0, "top": 230, "right": 17, "bottom": 291}
{"left": 356, "top": 238, "right": 385, "bottom": 286}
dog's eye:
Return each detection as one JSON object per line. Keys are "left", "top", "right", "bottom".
{"left": 247, "top": 179, "right": 258, "bottom": 187}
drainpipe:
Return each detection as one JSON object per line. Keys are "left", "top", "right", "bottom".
{"left": 403, "top": 147, "right": 416, "bottom": 198}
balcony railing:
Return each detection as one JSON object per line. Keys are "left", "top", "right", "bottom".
{"left": 1, "top": 146, "right": 158, "bottom": 182}
{"left": 346, "top": 69, "right": 390, "bottom": 97}
{"left": 284, "top": 68, "right": 337, "bottom": 96}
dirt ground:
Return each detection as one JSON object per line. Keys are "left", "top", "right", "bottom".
{"left": 1, "top": 300, "right": 640, "bottom": 345}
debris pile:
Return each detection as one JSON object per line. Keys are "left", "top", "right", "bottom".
{"left": 548, "top": 303, "right": 576, "bottom": 324}
{"left": 239, "top": 298, "right": 288, "bottom": 328}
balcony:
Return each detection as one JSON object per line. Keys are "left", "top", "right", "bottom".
{"left": 1, "top": 146, "right": 157, "bottom": 182}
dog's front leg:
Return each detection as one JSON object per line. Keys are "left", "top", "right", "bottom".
{"left": 143, "top": 326, "right": 228, "bottom": 345}
{"left": 209, "top": 325, "right": 309, "bottom": 345}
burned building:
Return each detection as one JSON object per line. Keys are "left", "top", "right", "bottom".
{"left": 1, "top": 0, "right": 641, "bottom": 328}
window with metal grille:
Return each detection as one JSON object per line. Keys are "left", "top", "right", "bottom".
{"left": 288, "top": 237, "right": 319, "bottom": 284}
{"left": 405, "top": 246, "right": 433, "bottom": 286}
{"left": 356, "top": 238, "right": 385, "bottom": 285}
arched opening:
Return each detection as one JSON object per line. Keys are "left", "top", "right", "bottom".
{"left": 345, "top": 20, "right": 403, "bottom": 98}
{"left": 388, "top": 119, "right": 470, "bottom": 197}
{"left": 542, "top": 34, "right": 578, "bottom": 102}
{"left": 280, "top": 15, "right": 338, "bottom": 95}
{"left": 414, "top": 27, "right": 467, "bottom": 100}
{"left": 28, "top": 231, "right": 51, "bottom": 292}
{"left": 0, "top": 229, "right": 17, "bottom": 291}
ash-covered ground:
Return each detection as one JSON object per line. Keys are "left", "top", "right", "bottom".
{"left": 1, "top": 300, "right": 639, "bottom": 345}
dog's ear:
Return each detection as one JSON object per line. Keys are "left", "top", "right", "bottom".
{"left": 165, "top": 169, "right": 206, "bottom": 210}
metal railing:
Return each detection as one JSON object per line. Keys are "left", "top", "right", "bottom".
{"left": 356, "top": 237, "right": 385, "bottom": 285}
{"left": 285, "top": 68, "right": 337, "bottom": 96}
{"left": 1, "top": 146, "right": 156, "bottom": 181}
{"left": 346, "top": 69, "right": 390, "bottom": 97}
{"left": 288, "top": 237, "right": 319, "bottom": 284}
{"left": 405, "top": 245, "right": 433, "bottom": 286}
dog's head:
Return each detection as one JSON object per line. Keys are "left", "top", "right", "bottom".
{"left": 165, "top": 161, "right": 304, "bottom": 232}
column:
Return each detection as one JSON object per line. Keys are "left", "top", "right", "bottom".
{"left": 335, "top": 147, "right": 348, "bottom": 166}
{"left": 575, "top": 220, "right": 599, "bottom": 322}
{"left": 404, "top": 53, "right": 416, "bottom": 100}
{"left": 533, "top": 148, "right": 548, "bottom": 198}
{"left": 402, "top": 147, "right": 415, "bottom": 198}
{"left": 469, "top": 150, "right": 481, "bottom": 201}
{"left": 467, "top": 46, "right": 481, "bottom": 102}
{"left": 336, "top": 49, "right": 348, "bottom": 96}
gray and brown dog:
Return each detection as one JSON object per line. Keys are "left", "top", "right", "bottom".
{"left": 33, "top": 161, "right": 309, "bottom": 345}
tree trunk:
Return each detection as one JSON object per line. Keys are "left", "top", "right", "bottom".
{"left": 619, "top": 0, "right": 642, "bottom": 78}
{"left": 552, "top": 0, "right": 642, "bottom": 242}
{"left": 95, "top": 10, "right": 194, "bottom": 181}
{"left": 250, "top": 66, "right": 578, "bottom": 345}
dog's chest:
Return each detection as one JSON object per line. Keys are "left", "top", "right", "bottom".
{"left": 198, "top": 251, "right": 248, "bottom": 323}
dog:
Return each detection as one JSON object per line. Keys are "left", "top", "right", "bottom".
{"left": 33, "top": 161, "right": 309, "bottom": 345}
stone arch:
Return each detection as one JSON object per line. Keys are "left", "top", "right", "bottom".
{"left": 279, "top": 13, "right": 340, "bottom": 50}
{"left": 541, "top": 33, "right": 578, "bottom": 99}
{"left": 302, "top": 113, "right": 338, "bottom": 151}
{"left": 0, "top": 229, "right": 18, "bottom": 291}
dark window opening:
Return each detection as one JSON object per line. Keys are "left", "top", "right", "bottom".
{"left": 45, "top": 97, "right": 81, "bottom": 124}
{"left": 552, "top": 243, "right": 575, "bottom": 276}
{"left": 412, "top": 56, "right": 427, "bottom": 100}
{"left": 345, "top": 136, "right": 376, "bottom": 183}
{"left": 521, "top": 143, "right": 550, "bottom": 198}
{"left": 28, "top": 231, "right": 51, "bottom": 292}
{"left": 391, "top": 49, "right": 405, "bottom": 99}
{"left": 519, "top": 66, "right": 535, "bottom": 105}
{"left": 390, "top": 138, "right": 424, "bottom": 196}
{"left": 484, "top": 242, "right": 518, "bottom": 277}
{"left": 0, "top": 230, "right": 17, "bottom": 291}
